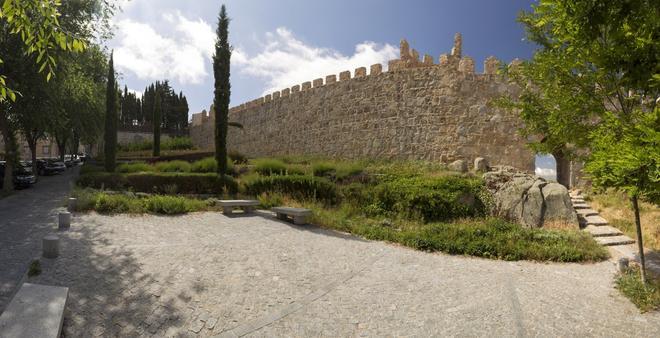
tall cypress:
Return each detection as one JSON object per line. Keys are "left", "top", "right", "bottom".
{"left": 104, "top": 51, "right": 117, "bottom": 172}
{"left": 213, "top": 4, "right": 231, "bottom": 175}
{"left": 153, "top": 90, "right": 162, "bottom": 157}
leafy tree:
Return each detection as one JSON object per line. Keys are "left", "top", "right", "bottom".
{"left": 505, "top": 0, "right": 659, "bottom": 281}
{"left": 153, "top": 90, "right": 161, "bottom": 157}
{"left": 213, "top": 4, "right": 231, "bottom": 175}
{"left": 104, "top": 51, "right": 117, "bottom": 172}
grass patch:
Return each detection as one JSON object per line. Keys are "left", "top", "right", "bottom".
{"left": 154, "top": 160, "right": 192, "bottom": 173}
{"left": 72, "top": 188, "right": 211, "bottom": 215}
{"left": 588, "top": 190, "right": 660, "bottom": 250}
{"left": 253, "top": 158, "right": 287, "bottom": 176}
{"left": 304, "top": 203, "right": 608, "bottom": 262}
{"left": 616, "top": 267, "right": 660, "bottom": 312}
{"left": 116, "top": 162, "right": 155, "bottom": 173}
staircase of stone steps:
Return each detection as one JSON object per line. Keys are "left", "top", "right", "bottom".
{"left": 571, "top": 193, "right": 635, "bottom": 246}
{"left": 571, "top": 192, "right": 660, "bottom": 278}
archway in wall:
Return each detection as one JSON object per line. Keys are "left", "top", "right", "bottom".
{"left": 535, "top": 154, "right": 557, "bottom": 181}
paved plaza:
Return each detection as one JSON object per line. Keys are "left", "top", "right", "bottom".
{"left": 1, "top": 172, "right": 659, "bottom": 337}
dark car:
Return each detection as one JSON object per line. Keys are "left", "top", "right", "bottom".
{"left": 0, "top": 162, "right": 36, "bottom": 189}
{"left": 36, "top": 159, "right": 65, "bottom": 176}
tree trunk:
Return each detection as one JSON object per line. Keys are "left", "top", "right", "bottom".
{"left": 0, "top": 110, "right": 16, "bottom": 193}
{"left": 631, "top": 195, "right": 647, "bottom": 284}
{"left": 553, "top": 150, "right": 571, "bottom": 188}
{"left": 26, "top": 136, "right": 38, "bottom": 179}
{"left": 72, "top": 131, "right": 80, "bottom": 158}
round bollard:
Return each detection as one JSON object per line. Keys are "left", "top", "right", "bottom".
{"left": 58, "top": 212, "right": 71, "bottom": 230}
{"left": 67, "top": 197, "right": 77, "bottom": 212}
{"left": 42, "top": 235, "right": 59, "bottom": 259}
{"left": 617, "top": 257, "right": 629, "bottom": 273}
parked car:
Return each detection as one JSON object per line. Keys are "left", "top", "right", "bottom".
{"left": 35, "top": 159, "right": 65, "bottom": 176}
{"left": 0, "top": 161, "right": 36, "bottom": 189}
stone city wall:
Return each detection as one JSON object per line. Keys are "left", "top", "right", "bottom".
{"left": 191, "top": 34, "right": 535, "bottom": 171}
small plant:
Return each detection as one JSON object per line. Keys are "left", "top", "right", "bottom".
{"left": 244, "top": 174, "right": 337, "bottom": 203}
{"left": 144, "top": 195, "right": 206, "bottom": 214}
{"left": 616, "top": 267, "right": 660, "bottom": 312}
{"left": 155, "top": 160, "right": 191, "bottom": 173}
{"left": 312, "top": 161, "right": 336, "bottom": 177}
{"left": 95, "top": 193, "right": 137, "bottom": 214}
{"left": 257, "top": 192, "right": 284, "bottom": 209}
{"left": 228, "top": 150, "right": 248, "bottom": 164}
{"left": 28, "top": 259, "right": 41, "bottom": 277}
{"left": 253, "top": 158, "right": 287, "bottom": 176}
{"left": 116, "top": 162, "right": 155, "bottom": 173}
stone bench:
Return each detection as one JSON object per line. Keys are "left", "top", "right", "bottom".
{"left": 218, "top": 200, "right": 260, "bottom": 214}
{"left": 0, "top": 283, "right": 68, "bottom": 338}
{"left": 272, "top": 207, "right": 312, "bottom": 225}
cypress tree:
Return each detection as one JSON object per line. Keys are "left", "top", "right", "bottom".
{"left": 103, "top": 51, "right": 117, "bottom": 172}
{"left": 153, "top": 90, "right": 162, "bottom": 157}
{"left": 213, "top": 4, "right": 231, "bottom": 175}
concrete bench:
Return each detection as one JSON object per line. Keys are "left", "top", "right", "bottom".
{"left": 0, "top": 283, "right": 68, "bottom": 338}
{"left": 218, "top": 200, "right": 260, "bottom": 214}
{"left": 272, "top": 207, "right": 312, "bottom": 225}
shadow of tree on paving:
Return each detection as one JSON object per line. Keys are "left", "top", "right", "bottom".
{"left": 27, "top": 217, "right": 188, "bottom": 336}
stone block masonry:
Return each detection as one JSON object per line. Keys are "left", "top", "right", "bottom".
{"left": 190, "top": 34, "right": 535, "bottom": 171}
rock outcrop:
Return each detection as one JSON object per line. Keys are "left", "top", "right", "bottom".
{"left": 483, "top": 166, "right": 578, "bottom": 228}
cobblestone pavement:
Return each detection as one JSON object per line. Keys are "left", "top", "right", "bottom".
{"left": 24, "top": 210, "right": 659, "bottom": 337}
{"left": 0, "top": 168, "right": 77, "bottom": 312}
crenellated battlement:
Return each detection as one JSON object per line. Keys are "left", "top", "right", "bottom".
{"left": 190, "top": 33, "right": 534, "bottom": 171}
{"left": 204, "top": 33, "right": 518, "bottom": 118}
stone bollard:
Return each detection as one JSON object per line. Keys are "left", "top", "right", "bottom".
{"left": 617, "top": 257, "right": 629, "bottom": 273}
{"left": 58, "top": 212, "right": 71, "bottom": 230}
{"left": 42, "top": 235, "right": 59, "bottom": 259}
{"left": 68, "top": 197, "right": 77, "bottom": 212}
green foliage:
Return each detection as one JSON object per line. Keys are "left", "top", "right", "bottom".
{"left": 312, "top": 161, "right": 335, "bottom": 177}
{"left": 366, "top": 176, "right": 487, "bottom": 222}
{"left": 190, "top": 157, "right": 234, "bottom": 174}
{"left": 144, "top": 195, "right": 207, "bottom": 214}
{"left": 586, "top": 109, "right": 660, "bottom": 204}
{"left": 27, "top": 259, "right": 41, "bottom": 277}
{"left": 154, "top": 160, "right": 191, "bottom": 173}
{"left": 77, "top": 172, "right": 238, "bottom": 195}
{"left": 80, "top": 163, "right": 105, "bottom": 175}
{"left": 73, "top": 189, "right": 209, "bottom": 215}
{"left": 253, "top": 158, "right": 287, "bottom": 176}
{"left": 228, "top": 150, "right": 248, "bottom": 164}
{"left": 118, "top": 137, "right": 195, "bottom": 152}
{"left": 153, "top": 90, "right": 161, "bottom": 157}
{"left": 116, "top": 162, "right": 155, "bottom": 173}
{"left": 213, "top": 5, "right": 231, "bottom": 175}
{"left": 256, "top": 192, "right": 284, "bottom": 209}
{"left": 616, "top": 267, "right": 660, "bottom": 312}
{"left": 244, "top": 175, "right": 337, "bottom": 202}
{"left": 309, "top": 205, "right": 608, "bottom": 262}
{"left": 103, "top": 52, "right": 117, "bottom": 172}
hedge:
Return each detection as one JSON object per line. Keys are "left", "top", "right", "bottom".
{"left": 367, "top": 175, "right": 487, "bottom": 222}
{"left": 77, "top": 172, "right": 238, "bottom": 195}
{"left": 244, "top": 175, "right": 337, "bottom": 202}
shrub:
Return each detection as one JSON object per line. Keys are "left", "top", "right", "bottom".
{"left": 80, "top": 164, "right": 105, "bottom": 175}
{"left": 155, "top": 160, "right": 191, "bottom": 173}
{"left": 228, "top": 150, "right": 248, "bottom": 164}
{"left": 116, "top": 162, "right": 155, "bottom": 173}
{"left": 144, "top": 195, "right": 206, "bottom": 214}
{"left": 312, "top": 161, "right": 335, "bottom": 177}
{"left": 616, "top": 267, "right": 660, "bottom": 312}
{"left": 254, "top": 158, "right": 287, "bottom": 176}
{"left": 257, "top": 192, "right": 284, "bottom": 209}
{"left": 162, "top": 137, "right": 194, "bottom": 151}
{"left": 191, "top": 157, "right": 234, "bottom": 174}
{"left": 95, "top": 193, "right": 140, "bottom": 214}
{"left": 367, "top": 175, "right": 487, "bottom": 222}
{"left": 244, "top": 175, "right": 337, "bottom": 202}
{"left": 77, "top": 172, "right": 238, "bottom": 195}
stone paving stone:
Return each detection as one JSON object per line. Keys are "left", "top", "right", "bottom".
{"left": 572, "top": 203, "right": 590, "bottom": 209}
{"left": 583, "top": 215, "right": 609, "bottom": 226}
{"left": 595, "top": 236, "right": 636, "bottom": 246}
{"left": 576, "top": 208, "right": 598, "bottom": 217}
{"left": 584, "top": 225, "right": 622, "bottom": 237}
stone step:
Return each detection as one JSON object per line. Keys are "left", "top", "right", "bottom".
{"left": 572, "top": 203, "right": 590, "bottom": 209}
{"left": 581, "top": 215, "right": 609, "bottom": 226}
{"left": 584, "top": 225, "right": 623, "bottom": 237}
{"left": 576, "top": 208, "right": 599, "bottom": 217}
{"left": 595, "top": 235, "right": 635, "bottom": 246}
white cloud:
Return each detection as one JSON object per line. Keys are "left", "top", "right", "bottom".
{"left": 535, "top": 167, "right": 557, "bottom": 179}
{"left": 234, "top": 27, "right": 398, "bottom": 95}
{"left": 113, "top": 11, "right": 215, "bottom": 84}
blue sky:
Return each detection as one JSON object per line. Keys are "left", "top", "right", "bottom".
{"left": 110, "top": 0, "right": 537, "bottom": 115}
